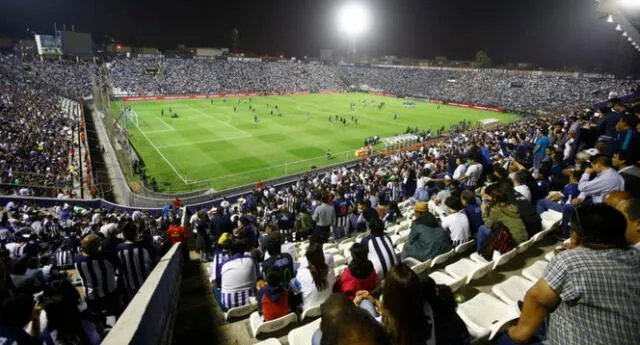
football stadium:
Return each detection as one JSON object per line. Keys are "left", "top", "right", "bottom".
{"left": 117, "top": 94, "right": 520, "bottom": 192}
{"left": 0, "top": 0, "right": 639, "bottom": 345}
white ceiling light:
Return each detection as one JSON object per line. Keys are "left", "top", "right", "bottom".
{"left": 616, "top": 24, "right": 622, "bottom": 31}
{"left": 606, "top": 14, "right": 614, "bottom": 23}
{"left": 623, "top": 31, "right": 628, "bottom": 37}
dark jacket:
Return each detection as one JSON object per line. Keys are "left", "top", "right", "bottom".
{"left": 404, "top": 213, "right": 452, "bottom": 262}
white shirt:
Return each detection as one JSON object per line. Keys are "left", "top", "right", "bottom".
{"left": 452, "top": 164, "right": 467, "bottom": 181}
{"left": 441, "top": 211, "right": 471, "bottom": 245}
{"left": 417, "top": 176, "right": 431, "bottom": 189}
{"left": 293, "top": 264, "right": 337, "bottom": 311}
{"left": 264, "top": 243, "right": 297, "bottom": 262}
{"left": 219, "top": 254, "right": 257, "bottom": 308}
{"left": 331, "top": 173, "right": 340, "bottom": 185}
{"left": 514, "top": 184, "right": 532, "bottom": 202}
{"left": 563, "top": 138, "right": 574, "bottom": 160}
{"left": 465, "top": 163, "right": 483, "bottom": 187}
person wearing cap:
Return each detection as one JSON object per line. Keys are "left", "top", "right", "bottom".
{"left": 402, "top": 202, "right": 451, "bottom": 262}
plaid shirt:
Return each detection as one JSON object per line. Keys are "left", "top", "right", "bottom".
{"left": 543, "top": 247, "right": 640, "bottom": 345}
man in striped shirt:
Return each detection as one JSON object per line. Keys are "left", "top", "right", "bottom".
{"left": 215, "top": 239, "right": 257, "bottom": 311}
{"left": 116, "top": 223, "right": 155, "bottom": 302}
{"left": 361, "top": 219, "right": 398, "bottom": 282}
{"left": 332, "top": 190, "right": 351, "bottom": 239}
{"left": 74, "top": 233, "right": 121, "bottom": 317}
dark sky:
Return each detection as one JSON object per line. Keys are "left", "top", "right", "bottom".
{"left": 1, "top": 0, "right": 638, "bottom": 72}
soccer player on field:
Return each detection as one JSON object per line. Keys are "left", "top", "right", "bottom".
{"left": 326, "top": 149, "right": 332, "bottom": 160}
{"left": 254, "top": 115, "right": 258, "bottom": 123}
{"left": 161, "top": 109, "right": 164, "bottom": 116}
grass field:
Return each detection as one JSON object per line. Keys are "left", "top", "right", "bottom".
{"left": 113, "top": 93, "right": 519, "bottom": 192}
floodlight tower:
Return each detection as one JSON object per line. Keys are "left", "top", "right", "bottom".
{"left": 337, "top": 3, "right": 370, "bottom": 57}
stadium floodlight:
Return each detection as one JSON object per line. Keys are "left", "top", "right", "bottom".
{"left": 615, "top": 24, "right": 622, "bottom": 31}
{"left": 337, "top": 3, "right": 370, "bottom": 37}
{"left": 628, "top": 37, "right": 633, "bottom": 42}
{"left": 618, "top": 0, "right": 640, "bottom": 9}
{"left": 606, "top": 14, "right": 614, "bottom": 23}
{"left": 623, "top": 31, "right": 628, "bottom": 37}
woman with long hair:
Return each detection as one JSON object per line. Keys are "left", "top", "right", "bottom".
{"left": 39, "top": 279, "right": 102, "bottom": 345}
{"left": 354, "top": 264, "right": 435, "bottom": 345}
{"left": 291, "top": 243, "right": 336, "bottom": 311}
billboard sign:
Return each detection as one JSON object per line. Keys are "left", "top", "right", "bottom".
{"left": 34, "top": 35, "right": 62, "bottom": 55}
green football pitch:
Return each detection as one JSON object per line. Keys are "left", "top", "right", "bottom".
{"left": 113, "top": 93, "right": 519, "bottom": 193}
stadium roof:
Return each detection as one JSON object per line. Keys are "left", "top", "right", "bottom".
{"left": 596, "top": 0, "right": 640, "bottom": 52}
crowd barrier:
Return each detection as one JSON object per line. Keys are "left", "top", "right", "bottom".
{"left": 102, "top": 243, "right": 183, "bottom": 345}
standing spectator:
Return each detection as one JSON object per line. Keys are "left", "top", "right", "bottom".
{"left": 461, "top": 190, "right": 483, "bottom": 235}
{"left": 613, "top": 151, "right": 640, "bottom": 198}
{"left": 116, "top": 223, "right": 155, "bottom": 301}
{"left": 597, "top": 97, "right": 624, "bottom": 142}
{"left": 261, "top": 232, "right": 295, "bottom": 285}
{"left": 166, "top": 219, "right": 188, "bottom": 260}
{"left": 500, "top": 204, "right": 640, "bottom": 345}
{"left": 403, "top": 202, "right": 452, "bottom": 262}
{"left": 458, "top": 154, "right": 483, "bottom": 190}
{"left": 532, "top": 129, "right": 550, "bottom": 172}
{"left": 312, "top": 195, "right": 336, "bottom": 243}
{"left": 194, "top": 212, "right": 211, "bottom": 262}
{"left": 73, "top": 234, "right": 120, "bottom": 318}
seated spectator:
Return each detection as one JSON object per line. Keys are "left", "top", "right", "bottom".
{"left": 215, "top": 239, "right": 257, "bottom": 311}
{"left": 320, "top": 306, "right": 391, "bottom": 345}
{"left": 73, "top": 234, "right": 121, "bottom": 318}
{"left": 477, "top": 188, "right": 528, "bottom": 251}
{"left": 500, "top": 203, "right": 640, "bottom": 345}
{"left": 208, "top": 238, "right": 232, "bottom": 285}
{"left": 334, "top": 243, "right": 377, "bottom": 299}
{"left": 9, "top": 258, "right": 42, "bottom": 295}
{"left": 461, "top": 190, "right": 483, "bottom": 235}
{"left": 256, "top": 268, "right": 290, "bottom": 321}
{"left": 0, "top": 293, "right": 41, "bottom": 345}
{"left": 354, "top": 264, "right": 437, "bottom": 345}
{"left": 291, "top": 243, "right": 336, "bottom": 311}
{"left": 261, "top": 232, "right": 295, "bottom": 284}
{"left": 403, "top": 202, "right": 452, "bottom": 262}
{"left": 423, "top": 278, "right": 471, "bottom": 345}
{"left": 536, "top": 170, "right": 581, "bottom": 214}
{"left": 613, "top": 113, "right": 639, "bottom": 159}
{"left": 513, "top": 171, "right": 532, "bottom": 202}
{"left": 116, "top": 222, "right": 155, "bottom": 301}
{"left": 40, "top": 279, "right": 102, "bottom": 345}
{"left": 312, "top": 293, "right": 360, "bottom": 345}
{"left": 361, "top": 219, "right": 398, "bottom": 281}
{"left": 441, "top": 196, "right": 471, "bottom": 246}
{"left": 604, "top": 193, "right": 640, "bottom": 250}
{"left": 612, "top": 151, "right": 640, "bottom": 198}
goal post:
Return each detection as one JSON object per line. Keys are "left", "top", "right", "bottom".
{"left": 125, "top": 108, "right": 140, "bottom": 128}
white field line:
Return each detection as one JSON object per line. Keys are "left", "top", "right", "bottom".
{"left": 156, "top": 134, "right": 252, "bottom": 149}
{"left": 181, "top": 103, "right": 253, "bottom": 137}
{"left": 155, "top": 115, "right": 176, "bottom": 131}
{"left": 144, "top": 129, "right": 176, "bottom": 134}
{"left": 131, "top": 121, "right": 188, "bottom": 184}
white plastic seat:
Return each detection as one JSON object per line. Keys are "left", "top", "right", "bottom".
{"left": 531, "top": 228, "right": 553, "bottom": 242}
{"left": 250, "top": 312, "right": 298, "bottom": 338}
{"left": 457, "top": 293, "right": 520, "bottom": 341}
{"left": 540, "top": 210, "right": 562, "bottom": 223}
{"left": 224, "top": 301, "right": 257, "bottom": 320}
{"left": 491, "top": 276, "right": 535, "bottom": 306}
{"left": 454, "top": 239, "right": 475, "bottom": 254}
{"left": 323, "top": 243, "right": 337, "bottom": 250}
{"left": 445, "top": 258, "right": 494, "bottom": 284}
{"left": 522, "top": 260, "right": 548, "bottom": 282}
{"left": 338, "top": 240, "right": 355, "bottom": 251}
{"left": 355, "top": 233, "right": 367, "bottom": 242}
{"left": 334, "top": 265, "right": 347, "bottom": 277}
{"left": 300, "top": 304, "right": 322, "bottom": 320}
{"left": 517, "top": 239, "right": 534, "bottom": 253}
{"left": 403, "top": 257, "right": 432, "bottom": 275}
{"left": 541, "top": 219, "right": 558, "bottom": 231}
{"left": 398, "top": 229, "right": 411, "bottom": 237}
{"left": 430, "top": 249, "right": 456, "bottom": 267}
{"left": 288, "top": 318, "right": 321, "bottom": 345}
{"left": 333, "top": 254, "right": 347, "bottom": 267}
{"left": 392, "top": 234, "right": 409, "bottom": 246}
{"left": 395, "top": 242, "right": 406, "bottom": 253}
{"left": 254, "top": 338, "right": 283, "bottom": 345}
{"left": 470, "top": 248, "right": 518, "bottom": 269}
{"left": 544, "top": 251, "right": 555, "bottom": 261}
{"left": 429, "top": 271, "right": 465, "bottom": 292}
{"left": 324, "top": 247, "right": 340, "bottom": 256}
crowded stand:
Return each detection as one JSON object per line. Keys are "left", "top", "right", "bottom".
{"left": 0, "top": 52, "right": 639, "bottom": 345}
{"left": 0, "top": 56, "right": 89, "bottom": 198}
{"left": 0, "top": 201, "right": 184, "bottom": 345}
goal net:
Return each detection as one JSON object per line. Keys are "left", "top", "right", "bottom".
{"left": 124, "top": 107, "right": 140, "bottom": 128}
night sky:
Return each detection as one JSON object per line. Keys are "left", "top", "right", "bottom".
{"left": 0, "top": 0, "right": 638, "bottom": 72}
